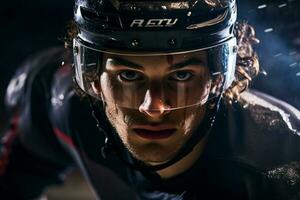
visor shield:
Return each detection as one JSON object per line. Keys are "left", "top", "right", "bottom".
{"left": 73, "top": 37, "right": 237, "bottom": 111}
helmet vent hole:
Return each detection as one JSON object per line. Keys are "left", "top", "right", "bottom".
{"left": 80, "top": 7, "right": 107, "bottom": 22}
{"left": 80, "top": 7, "right": 122, "bottom": 29}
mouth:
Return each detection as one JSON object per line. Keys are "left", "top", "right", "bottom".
{"left": 132, "top": 125, "right": 176, "bottom": 140}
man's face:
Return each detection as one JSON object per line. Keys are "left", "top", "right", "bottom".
{"left": 92, "top": 51, "right": 212, "bottom": 165}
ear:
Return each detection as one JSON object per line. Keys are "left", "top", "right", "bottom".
{"left": 91, "top": 81, "right": 102, "bottom": 95}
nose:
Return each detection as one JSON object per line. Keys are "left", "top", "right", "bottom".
{"left": 139, "top": 88, "right": 171, "bottom": 118}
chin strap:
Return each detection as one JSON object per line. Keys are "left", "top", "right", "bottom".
{"left": 87, "top": 92, "right": 222, "bottom": 172}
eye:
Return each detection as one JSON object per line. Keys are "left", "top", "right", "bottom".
{"left": 169, "top": 71, "right": 193, "bottom": 81}
{"left": 119, "top": 70, "right": 143, "bottom": 81}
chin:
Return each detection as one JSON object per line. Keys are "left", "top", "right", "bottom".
{"left": 126, "top": 141, "right": 182, "bottom": 164}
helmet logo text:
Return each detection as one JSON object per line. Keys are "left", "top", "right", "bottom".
{"left": 130, "top": 19, "right": 178, "bottom": 28}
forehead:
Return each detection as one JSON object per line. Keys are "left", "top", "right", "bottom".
{"left": 103, "top": 50, "right": 207, "bottom": 66}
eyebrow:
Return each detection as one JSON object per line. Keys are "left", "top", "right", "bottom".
{"left": 108, "top": 57, "right": 205, "bottom": 70}
{"left": 171, "top": 58, "right": 206, "bottom": 70}
{"left": 108, "top": 57, "right": 143, "bottom": 69}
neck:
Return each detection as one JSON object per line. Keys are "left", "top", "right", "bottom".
{"left": 155, "top": 133, "right": 209, "bottom": 179}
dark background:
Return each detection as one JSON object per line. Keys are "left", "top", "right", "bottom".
{"left": 0, "top": 0, "right": 73, "bottom": 130}
{"left": 0, "top": 0, "right": 300, "bottom": 131}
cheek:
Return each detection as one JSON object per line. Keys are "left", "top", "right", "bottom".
{"left": 176, "top": 76, "right": 210, "bottom": 133}
{"left": 178, "top": 105, "right": 206, "bottom": 135}
{"left": 104, "top": 103, "right": 140, "bottom": 143}
{"left": 100, "top": 73, "right": 122, "bottom": 102}
{"left": 101, "top": 73, "right": 139, "bottom": 108}
{"left": 199, "top": 80, "right": 212, "bottom": 104}
{"left": 198, "top": 71, "right": 212, "bottom": 97}
{"left": 105, "top": 104, "right": 127, "bottom": 134}
{"left": 99, "top": 73, "right": 112, "bottom": 100}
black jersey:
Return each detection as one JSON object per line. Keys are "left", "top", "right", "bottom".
{"left": 1, "top": 47, "right": 300, "bottom": 200}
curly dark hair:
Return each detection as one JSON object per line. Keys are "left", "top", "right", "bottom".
{"left": 65, "top": 21, "right": 260, "bottom": 103}
{"left": 224, "top": 22, "right": 260, "bottom": 103}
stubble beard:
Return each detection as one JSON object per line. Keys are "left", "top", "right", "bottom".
{"left": 104, "top": 105, "right": 184, "bottom": 164}
{"left": 104, "top": 103, "right": 205, "bottom": 165}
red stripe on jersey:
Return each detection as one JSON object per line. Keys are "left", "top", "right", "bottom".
{"left": 53, "top": 128, "right": 76, "bottom": 149}
{"left": 0, "top": 115, "right": 20, "bottom": 175}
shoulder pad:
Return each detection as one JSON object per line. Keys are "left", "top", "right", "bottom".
{"left": 239, "top": 90, "right": 300, "bottom": 136}
{"left": 216, "top": 90, "right": 300, "bottom": 169}
{"left": 5, "top": 47, "right": 67, "bottom": 111}
{"left": 3, "top": 47, "right": 74, "bottom": 164}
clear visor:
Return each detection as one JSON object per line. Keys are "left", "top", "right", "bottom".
{"left": 73, "top": 38, "right": 237, "bottom": 111}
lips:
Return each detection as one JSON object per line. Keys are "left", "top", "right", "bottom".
{"left": 133, "top": 128, "right": 176, "bottom": 140}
